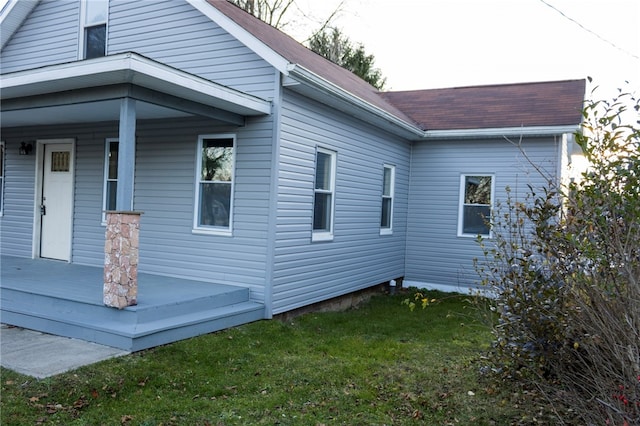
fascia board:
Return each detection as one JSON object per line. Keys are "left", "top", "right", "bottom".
{"left": 185, "top": 0, "right": 290, "bottom": 74}
{"left": 0, "top": 52, "right": 271, "bottom": 116}
{"left": 287, "top": 64, "right": 424, "bottom": 139}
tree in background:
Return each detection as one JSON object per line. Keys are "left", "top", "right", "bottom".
{"left": 228, "top": 0, "right": 386, "bottom": 90}
{"left": 230, "top": 0, "right": 295, "bottom": 30}
{"left": 308, "top": 27, "right": 386, "bottom": 90}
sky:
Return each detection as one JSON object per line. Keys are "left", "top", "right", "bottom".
{"left": 1, "top": 0, "right": 638, "bottom": 101}
{"left": 289, "top": 0, "right": 640, "bottom": 100}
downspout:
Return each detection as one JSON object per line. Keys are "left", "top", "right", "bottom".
{"left": 558, "top": 133, "right": 570, "bottom": 190}
{"left": 263, "top": 68, "right": 283, "bottom": 319}
{"left": 404, "top": 139, "right": 415, "bottom": 282}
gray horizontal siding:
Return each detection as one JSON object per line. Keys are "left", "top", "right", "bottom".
{"left": 2, "top": 0, "right": 276, "bottom": 100}
{"left": 108, "top": 0, "right": 276, "bottom": 99}
{"left": 0, "top": 115, "right": 274, "bottom": 303}
{"left": 1, "top": 0, "right": 79, "bottom": 73}
{"left": 1, "top": 122, "right": 126, "bottom": 262}
{"left": 74, "top": 123, "right": 120, "bottom": 264}
{"left": 0, "top": 138, "right": 37, "bottom": 257}
{"left": 132, "top": 117, "right": 274, "bottom": 301}
{"left": 272, "top": 90, "right": 411, "bottom": 314}
{"left": 405, "top": 137, "right": 561, "bottom": 290}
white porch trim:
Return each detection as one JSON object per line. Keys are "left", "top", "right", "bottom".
{"left": 0, "top": 52, "right": 271, "bottom": 117}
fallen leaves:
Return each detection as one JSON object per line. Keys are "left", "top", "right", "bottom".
{"left": 25, "top": 391, "right": 91, "bottom": 419}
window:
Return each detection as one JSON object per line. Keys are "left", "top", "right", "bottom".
{"left": 51, "top": 151, "right": 71, "bottom": 172}
{"left": 313, "top": 147, "right": 336, "bottom": 241}
{"left": 81, "top": 0, "right": 108, "bottom": 59}
{"left": 0, "top": 142, "right": 4, "bottom": 215}
{"left": 458, "top": 175, "right": 493, "bottom": 237}
{"left": 102, "top": 139, "right": 118, "bottom": 221}
{"left": 380, "top": 164, "right": 395, "bottom": 234}
{"left": 194, "top": 135, "right": 235, "bottom": 234}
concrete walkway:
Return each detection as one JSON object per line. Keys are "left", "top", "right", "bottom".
{"left": 0, "top": 324, "right": 129, "bottom": 379}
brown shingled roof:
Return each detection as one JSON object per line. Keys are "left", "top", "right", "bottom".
{"left": 208, "top": 0, "right": 416, "bottom": 125}
{"left": 209, "top": 2, "right": 585, "bottom": 134}
{"left": 379, "top": 79, "right": 586, "bottom": 131}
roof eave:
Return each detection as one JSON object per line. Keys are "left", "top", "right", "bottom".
{"left": 420, "top": 125, "right": 581, "bottom": 140}
{"left": 286, "top": 64, "right": 424, "bottom": 139}
{"left": 185, "top": 0, "right": 290, "bottom": 74}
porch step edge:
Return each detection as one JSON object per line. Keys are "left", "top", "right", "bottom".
{"left": 0, "top": 286, "right": 252, "bottom": 324}
{"left": 0, "top": 301, "right": 265, "bottom": 351}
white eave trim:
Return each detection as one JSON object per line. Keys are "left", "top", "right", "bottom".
{"left": 423, "top": 125, "right": 580, "bottom": 140}
{"left": 0, "top": 52, "right": 271, "bottom": 116}
{"left": 287, "top": 64, "right": 424, "bottom": 139}
{"left": 185, "top": 0, "right": 290, "bottom": 74}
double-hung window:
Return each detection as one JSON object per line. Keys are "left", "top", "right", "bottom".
{"left": 194, "top": 135, "right": 235, "bottom": 235}
{"left": 458, "top": 174, "right": 494, "bottom": 237}
{"left": 0, "top": 142, "right": 4, "bottom": 215}
{"left": 102, "top": 139, "right": 118, "bottom": 222}
{"left": 313, "top": 147, "right": 336, "bottom": 241}
{"left": 380, "top": 164, "right": 395, "bottom": 234}
{"left": 81, "top": 0, "right": 108, "bottom": 59}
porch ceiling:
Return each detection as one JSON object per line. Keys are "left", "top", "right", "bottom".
{"left": 0, "top": 52, "right": 272, "bottom": 128}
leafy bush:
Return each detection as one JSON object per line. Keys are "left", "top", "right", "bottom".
{"left": 476, "top": 84, "right": 639, "bottom": 425}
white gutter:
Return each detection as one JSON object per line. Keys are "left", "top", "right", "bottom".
{"left": 286, "top": 64, "right": 424, "bottom": 139}
{"left": 285, "top": 65, "right": 579, "bottom": 141}
{"left": 1, "top": 52, "right": 271, "bottom": 116}
{"left": 423, "top": 125, "right": 580, "bottom": 140}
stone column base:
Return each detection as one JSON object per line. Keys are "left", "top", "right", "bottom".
{"left": 103, "top": 211, "right": 141, "bottom": 309}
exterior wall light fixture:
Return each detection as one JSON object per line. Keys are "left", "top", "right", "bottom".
{"left": 19, "top": 141, "right": 34, "bottom": 155}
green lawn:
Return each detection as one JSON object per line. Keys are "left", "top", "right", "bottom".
{"left": 1, "top": 291, "right": 526, "bottom": 425}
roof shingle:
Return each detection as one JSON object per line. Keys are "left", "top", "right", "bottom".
{"left": 210, "top": 2, "right": 585, "bottom": 132}
{"left": 208, "top": 0, "right": 416, "bottom": 124}
{"left": 379, "top": 79, "right": 586, "bottom": 131}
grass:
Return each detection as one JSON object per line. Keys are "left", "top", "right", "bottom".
{"left": 1, "top": 291, "right": 528, "bottom": 425}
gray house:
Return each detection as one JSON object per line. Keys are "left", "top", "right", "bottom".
{"left": 0, "top": 0, "right": 586, "bottom": 350}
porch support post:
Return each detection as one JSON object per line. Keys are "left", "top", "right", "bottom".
{"left": 116, "top": 97, "right": 136, "bottom": 211}
{"left": 103, "top": 97, "right": 140, "bottom": 309}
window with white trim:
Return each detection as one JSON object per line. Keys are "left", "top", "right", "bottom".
{"left": 80, "top": 0, "right": 108, "bottom": 59}
{"left": 0, "top": 142, "right": 5, "bottom": 215}
{"left": 458, "top": 174, "right": 494, "bottom": 237}
{"left": 194, "top": 135, "right": 235, "bottom": 234}
{"left": 312, "top": 147, "right": 336, "bottom": 241}
{"left": 380, "top": 164, "right": 395, "bottom": 234}
{"left": 102, "top": 139, "right": 118, "bottom": 222}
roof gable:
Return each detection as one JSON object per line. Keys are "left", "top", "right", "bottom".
{"left": 380, "top": 79, "right": 586, "bottom": 131}
{"left": 0, "top": 0, "right": 39, "bottom": 50}
{"left": 201, "top": 0, "right": 415, "bottom": 125}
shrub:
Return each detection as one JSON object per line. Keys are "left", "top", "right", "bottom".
{"left": 476, "top": 84, "right": 640, "bottom": 425}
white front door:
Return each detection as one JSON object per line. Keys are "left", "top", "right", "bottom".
{"left": 40, "top": 142, "right": 74, "bottom": 261}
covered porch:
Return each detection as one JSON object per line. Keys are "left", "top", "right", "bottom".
{"left": 0, "top": 256, "right": 265, "bottom": 351}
